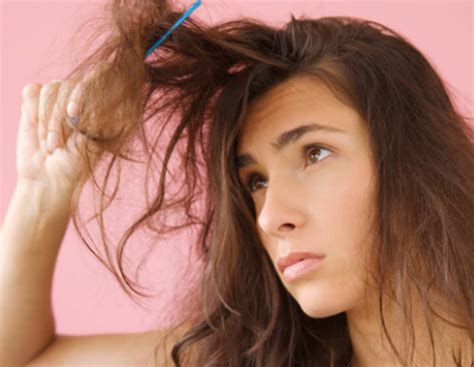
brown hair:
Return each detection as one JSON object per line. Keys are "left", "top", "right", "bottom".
{"left": 52, "top": 0, "right": 473, "bottom": 365}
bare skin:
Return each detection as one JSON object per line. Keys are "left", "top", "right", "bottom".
{"left": 347, "top": 282, "right": 473, "bottom": 366}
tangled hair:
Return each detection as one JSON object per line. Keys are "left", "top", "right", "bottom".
{"left": 52, "top": 0, "right": 473, "bottom": 365}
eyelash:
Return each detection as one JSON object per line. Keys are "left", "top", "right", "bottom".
{"left": 243, "top": 144, "right": 331, "bottom": 194}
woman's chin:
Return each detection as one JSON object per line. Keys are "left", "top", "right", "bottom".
{"left": 290, "top": 285, "right": 352, "bottom": 319}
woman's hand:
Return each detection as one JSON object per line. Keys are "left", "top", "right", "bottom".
{"left": 16, "top": 79, "right": 88, "bottom": 197}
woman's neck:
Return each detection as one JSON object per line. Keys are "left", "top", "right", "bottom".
{"left": 345, "top": 289, "right": 472, "bottom": 367}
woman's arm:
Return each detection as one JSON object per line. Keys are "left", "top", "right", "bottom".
{"left": 0, "top": 180, "right": 72, "bottom": 366}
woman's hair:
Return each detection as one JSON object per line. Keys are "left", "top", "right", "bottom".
{"left": 54, "top": 0, "right": 473, "bottom": 365}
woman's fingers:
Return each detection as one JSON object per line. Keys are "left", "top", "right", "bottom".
{"left": 47, "top": 81, "right": 71, "bottom": 152}
{"left": 19, "top": 83, "right": 42, "bottom": 154}
{"left": 31, "top": 61, "right": 112, "bottom": 155}
{"left": 38, "top": 82, "right": 61, "bottom": 154}
{"left": 46, "top": 82, "right": 64, "bottom": 152}
{"left": 66, "top": 81, "right": 82, "bottom": 126}
{"left": 20, "top": 83, "right": 42, "bottom": 134}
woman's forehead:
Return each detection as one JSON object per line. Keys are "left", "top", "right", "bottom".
{"left": 237, "top": 77, "right": 358, "bottom": 151}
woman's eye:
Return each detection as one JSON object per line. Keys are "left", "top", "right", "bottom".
{"left": 243, "top": 144, "right": 331, "bottom": 194}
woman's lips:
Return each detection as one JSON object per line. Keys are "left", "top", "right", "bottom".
{"left": 277, "top": 251, "right": 326, "bottom": 282}
{"left": 282, "top": 257, "right": 326, "bottom": 282}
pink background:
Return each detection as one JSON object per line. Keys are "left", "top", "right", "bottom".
{"left": 1, "top": 1, "right": 472, "bottom": 335}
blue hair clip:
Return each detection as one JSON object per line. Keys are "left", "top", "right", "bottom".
{"left": 145, "top": 0, "right": 202, "bottom": 59}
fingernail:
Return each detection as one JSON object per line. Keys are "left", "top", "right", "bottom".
{"left": 67, "top": 101, "right": 79, "bottom": 117}
{"left": 69, "top": 116, "right": 80, "bottom": 125}
{"left": 47, "top": 132, "right": 60, "bottom": 151}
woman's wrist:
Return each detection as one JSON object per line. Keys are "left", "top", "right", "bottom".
{"left": 13, "top": 178, "right": 74, "bottom": 215}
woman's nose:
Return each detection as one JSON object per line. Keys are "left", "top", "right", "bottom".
{"left": 256, "top": 181, "right": 306, "bottom": 238}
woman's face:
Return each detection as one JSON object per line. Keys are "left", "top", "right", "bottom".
{"left": 236, "top": 74, "right": 378, "bottom": 318}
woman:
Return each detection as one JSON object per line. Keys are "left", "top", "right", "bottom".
{"left": 2, "top": 0, "right": 473, "bottom": 365}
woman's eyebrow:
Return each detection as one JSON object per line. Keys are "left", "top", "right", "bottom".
{"left": 236, "top": 122, "right": 345, "bottom": 169}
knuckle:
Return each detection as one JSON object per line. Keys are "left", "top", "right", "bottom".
{"left": 21, "top": 103, "right": 29, "bottom": 115}
{"left": 40, "top": 84, "right": 56, "bottom": 96}
{"left": 22, "top": 83, "right": 41, "bottom": 99}
{"left": 40, "top": 86, "right": 61, "bottom": 106}
{"left": 43, "top": 80, "right": 62, "bottom": 92}
{"left": 38, "top": 119, "right": 47, "bottom": 132}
